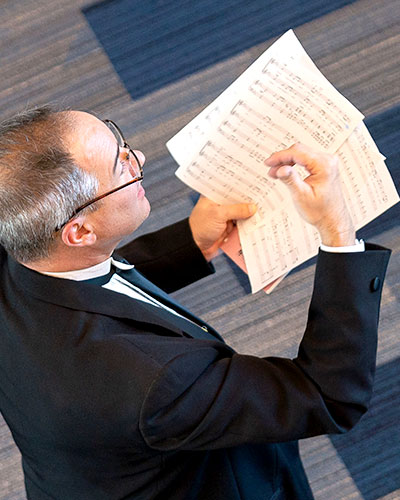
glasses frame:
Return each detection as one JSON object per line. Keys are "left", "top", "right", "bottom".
{"left": 55, "top": 119, "right": 143, "bottom": 231}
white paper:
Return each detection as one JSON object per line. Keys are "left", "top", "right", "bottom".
{"left": 167, "top": 30, "right": 399, "bottom": 293}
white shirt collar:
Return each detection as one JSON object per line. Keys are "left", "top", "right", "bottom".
{"left": 40, "top": 257, "right": 134, "bottom": 281}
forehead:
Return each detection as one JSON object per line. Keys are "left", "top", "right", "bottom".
{"left": 70, "top": 111, "right": 114, "bottom": 148}
{"left": 66, "top": 111, "right": 117, "bottom": 174}
{"left": 104, "top": 120, "right": 125, "bottom": 146}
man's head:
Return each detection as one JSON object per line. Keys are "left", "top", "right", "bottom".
{"left": 0, "top": 106, "right": 150, "bottom": 266}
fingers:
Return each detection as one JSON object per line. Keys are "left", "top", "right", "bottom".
{"left": 265, "top": 143, "right": 338, "bottom": 178}
{"left": 221, "top": 202, "right": 258, "bottom": 222}
{"left": 189, "top": 197, "right": 258, "bottom": 261}
{"left": 272, "top": 165, "right": 309, "bottom": 198}
{"left": 266, "top": 143, "right": 315, "bottom": 168}
{"left": 225, "top": 219, "right": 235, "bottom": 236}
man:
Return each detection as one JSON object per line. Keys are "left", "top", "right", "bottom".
{"left": 0, "top": 106, "right": 390, "bottom": 499}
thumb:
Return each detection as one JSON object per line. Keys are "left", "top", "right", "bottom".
{"left": 222, "top": 202, "right": 258, "bottom": 221}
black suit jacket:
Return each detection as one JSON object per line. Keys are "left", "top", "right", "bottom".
{"left": 0, "top": 219, "right": 391, "bottom": 500}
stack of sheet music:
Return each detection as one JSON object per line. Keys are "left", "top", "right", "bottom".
{"left": 167, "top": 30, "right": 399, "bottom": 293}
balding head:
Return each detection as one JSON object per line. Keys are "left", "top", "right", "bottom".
{"left": 0, "top": 106, "right": 99, "bottom": 263}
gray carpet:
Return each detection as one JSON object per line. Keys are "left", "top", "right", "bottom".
{"left": 0, "top": 0, "right": 399, "bottom": 498}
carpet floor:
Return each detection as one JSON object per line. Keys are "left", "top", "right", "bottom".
{"left": 0, "top": 0, "right": 399, "bottom": 498}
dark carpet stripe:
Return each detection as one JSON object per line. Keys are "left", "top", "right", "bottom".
{"left": 83, "top": 0, "right": 360, "bottom": 99}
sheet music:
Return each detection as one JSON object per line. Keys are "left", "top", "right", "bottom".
{"left": 167, "top": 30, "right": 399, "bottom": 293}
{"left": 337, "top": 122, "right": 398, "bottom": 231}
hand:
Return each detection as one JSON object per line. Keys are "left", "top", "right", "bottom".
{"left": 189, "top": 196, "right": 257, "bottom": 261}
{"left": 265, "top": 143, "right": 355, "bottom": 246}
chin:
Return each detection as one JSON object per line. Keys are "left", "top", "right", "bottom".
{"left": 142, "top": 196, "right": 151, "bottom": 219}
{"left": 131, "top": 198, "right": 151, "bottom": 233}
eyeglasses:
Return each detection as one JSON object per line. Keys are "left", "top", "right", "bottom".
{"left": 56, "top": 119, "right": 143, "bottom": 231}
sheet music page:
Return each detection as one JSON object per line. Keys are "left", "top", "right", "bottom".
{"left": 337, "top": 122, "right": 399, "bottom": 231}
{"left": 167, "top": 30, "right": 399, "bottom": 293}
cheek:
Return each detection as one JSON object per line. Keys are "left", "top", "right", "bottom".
{"left": 107, "top": 183, "right": 149, "bottom": 221}
{"left": 125, "top": 185, "right": 150, "bottom": 219}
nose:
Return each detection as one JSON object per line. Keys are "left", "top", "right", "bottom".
{"left": 133, "top": 150, "right": 145, "bottom": 167}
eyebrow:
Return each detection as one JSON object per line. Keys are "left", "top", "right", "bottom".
{"left": 112, "top": 143, "right": 120, "bottom": 175}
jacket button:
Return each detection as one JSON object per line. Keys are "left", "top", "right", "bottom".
{"left": 370, "top": 277, "right": 381, "bottom": 292}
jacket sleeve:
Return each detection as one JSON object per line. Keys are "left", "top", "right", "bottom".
{"left": 138, "top": 244, "right": 391, "bottom": 452}
{"left": 117, "top": 218, "right": 215, "bottom": 292}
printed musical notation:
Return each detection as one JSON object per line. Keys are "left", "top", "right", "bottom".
{"left": 167, "top": 30, "right": 399, "bottom": 293}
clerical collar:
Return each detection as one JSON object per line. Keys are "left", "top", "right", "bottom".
{"left": 40, "top": 257, "right": 134, "bottom": 281}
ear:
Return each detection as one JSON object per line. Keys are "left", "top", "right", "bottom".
{"left": 61, "top": 216, "right": 97, "bottom": 248}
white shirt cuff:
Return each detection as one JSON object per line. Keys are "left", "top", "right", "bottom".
{"left": 320, "top": 239, "right": 365, "bottom": 253}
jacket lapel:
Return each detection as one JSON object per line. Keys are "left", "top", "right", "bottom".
{"left": 113, "top": 265, "right": 223, "bottom": 340}
{"left": 111, "top": 265, "right": 223, "bottom": 342}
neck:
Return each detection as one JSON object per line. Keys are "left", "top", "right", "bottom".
{"left": 22, "top": 246, "right": 115, "bottom": 273}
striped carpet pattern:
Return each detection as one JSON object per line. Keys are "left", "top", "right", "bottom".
{"left": 0, "top": 0, "right": 399, "bottom": 499}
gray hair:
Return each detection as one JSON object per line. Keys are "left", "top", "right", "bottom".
{"left": 0, "top": 105, "right": 99, "bottom": 263}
